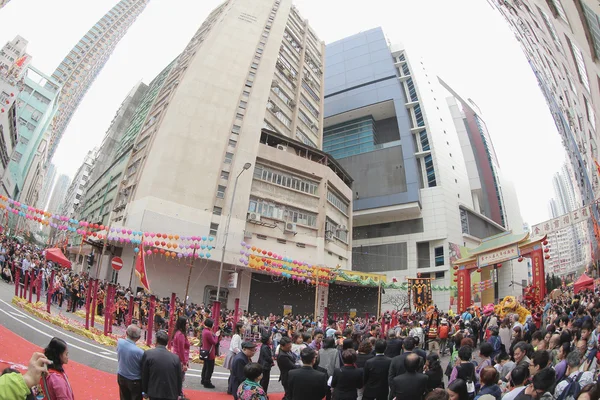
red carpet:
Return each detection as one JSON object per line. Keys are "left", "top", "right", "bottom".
{"left": 0, "top": 324, "right": 283, "bottom": 399}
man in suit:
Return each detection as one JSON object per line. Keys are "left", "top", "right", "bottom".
{"left": 384, "top": 331, "right": 402, "bottom": 359}
{"left": 388, "top": 337, "right": 424, "bottom": 389}
{"left": 141, "top": 330, "right": 182, "bottom": 400}
{"left": 364, "top": 339, "right": 392, "bottom": 400}
{"left": 229, "top": 341, "right": 258, "bottom": 399}
{"left": 277, "top": 336, "right": 297, "bottom": 400}
{"left": 287, "top": 347, "right": 329, "bottom": 400}
{"left": 389, "top": 353, "right": 428, "bottom": 400}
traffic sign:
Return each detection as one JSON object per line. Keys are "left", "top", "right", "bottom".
{"left": 111, "top": 256, "right": 123, "bottom": 271}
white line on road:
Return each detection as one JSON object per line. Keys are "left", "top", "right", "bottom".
{"left": 0, "top": 299, "right": 117, "bottom": 355}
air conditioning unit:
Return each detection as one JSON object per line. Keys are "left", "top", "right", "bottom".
{"left": 276, "top": 144, "right": 287, "bottom": 151}
{"left": 325, "top": 231, "right": 334, "bottom": 241}
{"left": 289, "top": 100, "right": 296, "bottom": 108}
{"left": 271, "top": 104, "right": 280, "bottom": 113}
{"left": 284, "top": 222, "right": 297, "bottom": 234}
{"left": 271, "top": 80, "right": 279, "bottom": 88}
{"left": 310, "top": 123, "right": 318, "bottom": 131}
{"left": 248, "top": 212, "right": 261, "bottom": 222}
{"left": 338, "top": 225, "right": 347, "bottom": 232}
{"left": 244, "top": 230, "right": 253, "bottom": 239}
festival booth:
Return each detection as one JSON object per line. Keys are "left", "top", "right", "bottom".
{"left": 44, "top": 247, "right": 72, "bottom": 269}
{"left": 451, "top": 231, "right": 548, "bottom": 313}
{"left": 574, "top": 273, "right": 594, "bottom": 294}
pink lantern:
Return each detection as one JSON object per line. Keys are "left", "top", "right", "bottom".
{"left": 146, "top": 250, "right": 152, "bottom": 256}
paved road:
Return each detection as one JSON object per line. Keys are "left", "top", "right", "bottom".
{"left": 0, "top": 280, "right": 284, "bottom": 393}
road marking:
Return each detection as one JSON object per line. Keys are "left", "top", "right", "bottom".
{"left": 0, "top": 300, "right": 281, "bottom": 380}
{"left": 0, "top": 307, "right": 118, "bottom": 362}
{"left": 0, "top": 299, "right": 117, "bottom": 355}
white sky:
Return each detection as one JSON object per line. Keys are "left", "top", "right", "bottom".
{"left": 0, "top": 0, "right": 565, "bottom": 226}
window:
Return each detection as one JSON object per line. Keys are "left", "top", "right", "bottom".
{"left": 272, "top": 86, "right": 292, "bottom": 107}
{"left": 417, "top": 242, "right": 430, "bottom": 269}
{"left": 581, "top": 2, "right": 600, "bottom": 58}
{"left": 296, "top": 129, "right": 317, "bottom": 148}
{"left": 253, "top": 164, "right": 318, "bottom": 195}
{"left": 216, "top": 185, "right": 226, "bottom": 199}
{"left": 326, "top": 218, "right": 348, "bottom": 243}
{"left": 228, "top": 139, "right": 237, "bottom": 148}
{"left": 568, "top": 38, "right": 590, "bottom": 93}
{"left": 460, "top": 209, "right": 469, "bottom": 234}
{"left": 435, "top": 271, "right": 445, "bottom": 279}
{"left": 248, "top": 197, "right": 317, "bottom": 227}
{"left": 434, "top": 246, "right": 444, "bottom": 266}
{"left": 298, "top": 109, "right": 316, "bottom": 129}
{"left": 224, "top": 152, "right": 233, "bottom": 164}
{"left": 327, "top": 190, "right": 349, "bottom": 214}
{"left": 232, "top": 125, "right": 241, "bottom": 135}
{"left": 300, "top": 95, "right": 319, "bottom": 118}
{"left": 266, "top": 101, "right": 291, "bottom": 127}
{"left": 220, "top": 170, "right": 230, "bottom": 180}
{"left": 424, "top": 154, "right": 436, "bottom": 187}
{"left": 239, "top": 100, "right": 247, "bottom": 109}
{"left": 245, "top": 80, "right": 253, "bottom": 87}
{"left": 550, "top": 0, "right": 570, "bottom": 27}
{"left": 251, "top": 62, "right": 258, "bottom": 70}
{"left": 11, "top": 151, "right": 22, "bottom": 163}
{"left": 213, "top": 206, "right": 222, "bottom": 215}
{"left": 585, "top": 97, "right": 596, "bottom": 131}
{"left": 18, "top": 136, "right": 29, "bottom": 145}
{"left": 209, "top": 223, "right": 219, "bottom": 237}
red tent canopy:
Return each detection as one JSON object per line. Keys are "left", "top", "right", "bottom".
{"left": 574, "top": 273, "right": 594, "bottom": 294}
{"left": 44, "top": 248, "right": 72, "bottom": 269}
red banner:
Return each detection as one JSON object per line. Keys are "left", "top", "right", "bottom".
{"left": 135, "top": 243, "right": 150, "bottom": 292}
{"left": 531, "top": 249, "right": 546, "bottom": 302}
{"left": 457, "top": 269, "right": 471, "bottom": 314}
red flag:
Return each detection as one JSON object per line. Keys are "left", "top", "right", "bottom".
{"left": 14, "top": 55, "right": 27, "bottom": 67}
{"left": 135, "top": 243, "right": 150, "bottom": 292}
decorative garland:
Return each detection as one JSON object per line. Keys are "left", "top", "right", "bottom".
{"left": 0, "top": 196, "right": 457, "bottom": 290}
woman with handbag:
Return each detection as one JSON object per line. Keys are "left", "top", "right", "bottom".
{"left": 41, "top": 337, "right": 74, "bottom": 400}
{"left": 448, "top": 346, "right": 476, "bottom": 399}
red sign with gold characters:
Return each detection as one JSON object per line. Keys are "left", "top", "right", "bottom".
{"left": 530, "top": 249, "right": 546, "bottom": 302}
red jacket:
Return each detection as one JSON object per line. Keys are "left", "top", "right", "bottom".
{"left": 202, "top": 328, "right": 218, "bottom": 360}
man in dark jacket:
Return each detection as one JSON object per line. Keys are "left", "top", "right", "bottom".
{"left": 364, "top": 339, "right": 392, "bottom": 400}
{"left": 229, "top": 341, "right": 257, "bottom": 399}
{"left": 390, "top": 353, "right": 428, "bottom": 400}
{"left": 258, "top": 334, "right": 273, "bottom": 393}
{"left": 287, "top": 347, "right": 328, "bottom": 400}
{"left": 384, "top": 331, "right": 402, "bottom": 359}
{"left": 141, "top": 330, "right": 182, "bottom": 400}
{"left": 388, "top": 337, "right": 423, "bottom": 386}
{"left": 277, "top": 336, "right": 297, "bottom": 400}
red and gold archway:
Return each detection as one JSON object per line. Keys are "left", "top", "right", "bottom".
{"left": 451, "top": 231, "right": 548, "bottom": 313}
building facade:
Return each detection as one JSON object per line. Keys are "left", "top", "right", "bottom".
{"left": 492, "top": 0, "right": 600, "bottom": 258}
{"left": 60, "top": 149, "right": 96, "bottom": 219}
{"left": 101, "top": 0, "right": 353, "bottom": 314}
{"left": 0, "top": 0, "right": 11, "bottom": 10}
{"left": 46, "top": 0, "right": 150, "bottom": 160}
{"left": 546, "top": 163, "right": 590, "bottom": 275}
{"left": 37, "top": 162, "right": 56, "bottom": 209}
{"left": 3, "top": 67, "right": 60, "bottom": 204}
{"left": 323, "top": 28, "right": 526, "bottom": 311}
{"left": 79, "top": 62, "right": 175, "bottom": 227}
{"left": 47, "top": 174, "right": 69, "bottom": 215}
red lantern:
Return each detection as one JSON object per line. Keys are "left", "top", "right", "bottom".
{"left": 159, "top": 249, "right": 165, "bottom": 254}
{"left": 543, "top": 240, "right": 548, "bottom": 245}
{"left": 155, "top": 241, "right": 159, "bottom": 246}
{"left": 544, "top": 248, "right": 550, "bottom": 253}
{"left": 453, "top": 265, "right": 458, "bottom": 270}
{"left": 476, "top": 268, "right": 482, "bottom": 273}
{"left": 518, "top": 256, "right": 523, "bottom": 262}
{"left": 161, "top": 241, "right": 166, "bottom": 246}
{"left": 453, "top": 279, "right": 458, "bottom": 282}
{"left": 5, "top": 100, "right": 8, "bottom": 104}
{"left": 99, "top": 225, "right": 105, "bottom": 230}
{"left": 262, "top": 250, "right": 267, "bottom": 255}
{"left": 545, "top": 254, "right": 550, "bottom": 260}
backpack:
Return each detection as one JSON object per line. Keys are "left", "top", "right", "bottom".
{"left": 557, "top": 372, "right": 584, "bottom": 400}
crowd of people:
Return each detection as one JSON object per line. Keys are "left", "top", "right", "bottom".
{"left": 3, "top": 235, "right": 600, "bottom": 400}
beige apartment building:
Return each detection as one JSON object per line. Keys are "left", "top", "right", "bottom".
{"left": 103, "top": 0, "right": 352, "bottom": 312}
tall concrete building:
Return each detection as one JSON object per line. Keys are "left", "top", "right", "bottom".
{"left": 546, "top": 163, "right": 590, "bottom": 275}
{"left": 37, "top": 162, "right": 56, "bottom": 209}
{"left": 105, "top": 0, "right": 353, "bottom": 314}
{"left": 492, "top": 0, "right": 600, "bottom": 257}
{"left": 441, "top": 79, "right": 508, "bottom": 228}
{"left": 79, "top": 63, "right": 174, "bottom": 226}
{"left": 323, "top": 28, "right": 526, "bottom": 310}
{"left": 61, "top": 149, "right": 96, "bottom": 219}
{"left": 0, "top": 1, "right": 11, "bottom": 10}
{"left": 3, "top": 66, "right": 60, "bottom": 204}
{"left": 47, "top": 174, "right": 69, "bottom": 215}
{"left": 46, "top": 0, "right": 150, "bottom": 160}
{"left": 0, "top": 36, "right": 30, "bottom": 196}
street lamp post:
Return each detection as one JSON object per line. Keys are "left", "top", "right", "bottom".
{"left": 213, "top": 162, "right": 251, "bottom": 326}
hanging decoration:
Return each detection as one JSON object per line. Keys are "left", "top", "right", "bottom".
{"left": 472, "top": 279, "right": 493, "bottom": 293}
{"left": 407, "top": 276, "right": 432, "bottom": 312}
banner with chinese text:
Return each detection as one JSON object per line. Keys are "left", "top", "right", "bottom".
{"left": 477, "top": 244, "right": 520, "bottom": 267}
{"left": 407, "top": 277, "right": 432, "bottom": 312}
